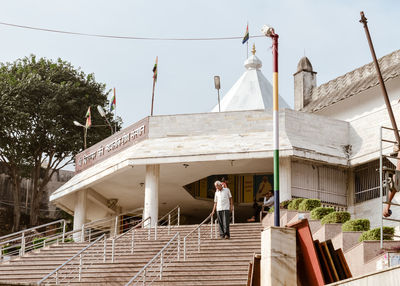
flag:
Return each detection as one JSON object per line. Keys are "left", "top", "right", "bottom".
{"left": 152, "top": 56, "right": 158, "bottom": 82}
{"left": 242, "top": 24, "right": 249, "bottom": 44}
{"left": 110, "top": 88, "right": 116, "bottom": 112}
{"left": 85, "top": 106, "right": 91, "bottom": 128}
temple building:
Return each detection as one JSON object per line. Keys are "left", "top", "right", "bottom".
{"left": 50, "top": 48, "right": 400, "bottom": 233}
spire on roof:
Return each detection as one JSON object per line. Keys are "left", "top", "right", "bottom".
{"left": 211, "top": 46, "right": 290, "bottom": 112}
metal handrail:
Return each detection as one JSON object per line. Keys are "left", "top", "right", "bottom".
{"left": 158, "top": 205, "right": 180, "bottom": 224}
{"left": 155, "top": 206, "right": 181, "bottom": 238}
{"left": 0, "top": 207, "right": 143, "bottom": 262}
{"left": 182, "top": 214, "right": 213, "bottom": 261}
{"left": 125, "top": 232, "right": 181, "bottom": 286}
{"left": 37, "top": 234, "right": 106, "bottom": 285}
{"left": 0, "top": 219, "right": 65, "bottom": 241}
{"left": 111, "top": 217, "right": 152, "bottom": 263}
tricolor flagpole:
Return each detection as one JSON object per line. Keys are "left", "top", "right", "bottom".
{"left": 114, "top": 87, "right": 117, "bottom": 133}
{"left": 272, "top": 32, "right": 280, "bottom": 227}
{"left": 151, "top": 78, "right": 156, "bottom": 116}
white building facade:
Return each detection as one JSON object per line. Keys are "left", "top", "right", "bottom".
{"left": 50, "top": 49, "right": 400, "bottom": 232}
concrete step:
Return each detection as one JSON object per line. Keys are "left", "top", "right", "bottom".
{"left": 331, "top": 231, "right": 363, "bottom": 252}
{"left": 344, "top": 240, "right": 400, "bottom": 277}
{"left": 312, "top": 223, "right": 343, "bottom": 242}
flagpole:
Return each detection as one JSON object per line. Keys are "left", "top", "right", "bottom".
{"left": 114, "top": 87, "right": 117, "bottom": 133}
{"left": 247, "top": 41, "right": 249, "bottom": 59}
{"left": 151, "top": 78, "right": 156, "bottom": 116}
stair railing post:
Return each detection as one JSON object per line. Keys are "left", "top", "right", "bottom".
{"left": 88, "top": 228, "right": 91, "bottom": 242}
{"left": 56, "top": 271, "right": 59, "bottom": 284}
{"left": 43, "top": 239, "right": 46, "bottom": 248}
{"left": 177, "top": 207, "right": 180, "bottom": 226}
{"left": 183, "top": 237, "right": 186, "bottom": 261}
{"left": 79, "top": 254, "right": 83, "bottom": 282}
{"left": 20, "top": 232, "right": 25, "bottom": 256}
{"left": 232, "top": 208, "right": 235, "bottom": 225}
{"left": 214, "top": 219, "right": 217, "bottom": 239}
{"left": 142, "top": 269, "right": 146, "bottom": 285}
{"left": 62, "top": 220, "right": 66, "bottom": 243}
{"left": 114, "top": 216, "right": 118, "bottom": 237}
{"left": 81, "top": 224, "right": 85, "bottom": 242}
{"left": 131, "top": 229, "right": 135, "bottom": 254}
{"left": 177, "top": 233, "right": 180, "bottom": 261}
{"left": 160, "top": 251, "right": 164, "bottom": 280}
{"left": 198, "top": 228, "right": 201, "bottom": 253}
{"left": 168, "top": 214, "right": 171, "bottom": 235}
{"left": 103, "top": 238, "right": 107, "bottom": 262}
{"left": 155, "top": 223, "right": 157, "bottom": 240}
{"left": 210, "top": 216, "right": 213, "bottom": 239}
{"left": 111, "top": 238, "right": 115, "bottom": 263}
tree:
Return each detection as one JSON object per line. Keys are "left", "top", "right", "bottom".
{"left": 0, "top": 55, "right": 120, "bottom": 230}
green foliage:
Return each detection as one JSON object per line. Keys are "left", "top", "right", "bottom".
{"left": 269, "top": 206, "right": 274, "bottom": 213}
{"left": 287, "top": 198, "right": 305, "bottom": 210}
{"left": 298, "top": 199, "right": 321, "bottom": 211}
{"left": 320, "top": 211, "right": 351, "bottom": 225}
{"left": 310, "top": 207, "right": 335, "bottom": 220}
{"left": 33, "top": 237, "right": 46, "bottom": 249}
{"left": 280, "top": 200, "right": 291, "bottom": 209}
{"left": 0, "top": 55, "right": 122, "bottom": 227}
{"left": 342, "top": 219, "right": 370, "bottom": 232}
{"left": 359, "top": 227, "right": 395, "bottom": 242}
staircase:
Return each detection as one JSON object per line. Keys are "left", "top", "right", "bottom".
{"left": 263, "top": 209, "right": 400, "bottom": 278}
{"left": 0, "top": 223, "right": 262, "bottom": 285}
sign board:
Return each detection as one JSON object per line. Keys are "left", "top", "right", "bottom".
{"left": 75, "top": 117, "right": 149, "bottom": 173}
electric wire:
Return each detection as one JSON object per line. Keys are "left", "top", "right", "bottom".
{"left": 0, "top": 21, "right": 265, "bottom": 41}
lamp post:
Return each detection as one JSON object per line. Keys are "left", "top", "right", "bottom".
{"left": 214, "top": 76, "right": 221, "bottom": 112}
{"left": 73, "top": 120, "right": 87, "bottom": 150}
{"left": 97, "top": 105, "right": 114, "bottom": 135}
{"left": 73, "top": 121, "right": 109, "bottom": 150}
{"left": 262, "top": 25, "right": 280, "bottom": 227}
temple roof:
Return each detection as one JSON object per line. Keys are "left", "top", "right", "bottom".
{"left": 211, "top": 47, "right": 289, "bottom": 112}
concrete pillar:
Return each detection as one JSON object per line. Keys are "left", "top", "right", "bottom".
{"left": 73, "top": 189, "right": 87, "bottom": 242}
{"left": 143, "top": 164, "right": 160, "bottom": 227}
{"left": 261, "top": 226, "right": 296, "bottom": 286}
{"left": 293, "top": 57, "right": 317, "bottom": 111}
{"left": 279, "top": 157, "right": 292, "bottom": 202}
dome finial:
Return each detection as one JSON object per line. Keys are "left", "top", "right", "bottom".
{"left": 252, "top": 44, "right": 256, "bottom": 55}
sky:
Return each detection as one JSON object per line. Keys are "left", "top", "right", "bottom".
{"left": 0, "top": 1, "right": 399, "bottom": 128}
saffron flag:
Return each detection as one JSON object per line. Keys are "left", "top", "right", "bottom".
{"left": 85, "top": 106, "right": 92, "bottom": 128}
{"left": 153, "top": 56, "right": 158, "bottom": 82}
{"left": 110, "top": 88, "right": 116, "bottom": 112}
{"left": 242, "top": 24, "right": 249, "bottom": 44}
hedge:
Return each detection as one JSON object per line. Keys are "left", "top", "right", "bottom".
{"left": 320, "top": 211, "right": 351, "bottom": 225}
{"left": 310, "top": 207, "right": 335, "bottom": 220}
{"left": 341, "top": 219, "right": 370, "bottom": 232}
{"left": 280, "top": 200, "right": 291, "bottom": 209}
{"left": 359, "top": 227, "right": 394, "bottom": 242}
{"left": 287, "top": 198, "right": 305, "bottom": 210}
{"left": 298, "top": 199, "right": 321, "bottom": 211}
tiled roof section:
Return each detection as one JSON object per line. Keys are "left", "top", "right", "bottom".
{"left": 302, "top": 49, "right": 400, "bottom": 112}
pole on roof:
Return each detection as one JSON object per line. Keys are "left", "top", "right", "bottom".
{"left": 359, "top": 11, "right": 400, "bottom": 146}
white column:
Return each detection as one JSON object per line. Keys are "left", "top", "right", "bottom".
{"left": 279, "top": 157, "right": 292, "bottom": 202}
{"left": 143, "top": 164, "right": 160, "bottom": 227}
{"left": 73, "top": 189, "right": 87, "bottom": 242}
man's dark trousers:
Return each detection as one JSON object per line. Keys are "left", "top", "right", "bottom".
{"left": 217, "top": 210, "right": 230, "bottom": 238}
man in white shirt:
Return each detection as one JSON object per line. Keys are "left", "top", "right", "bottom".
{"left": 211, "top": 180, "right": 233, "bottom": 239}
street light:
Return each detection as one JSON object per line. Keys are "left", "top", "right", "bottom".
{"left": 97, "top": 105, "right": 114, "bottom": 135}
{"left": 73, "top": 120, "right": 88, "bottom": 150}
{"left": 214, "top": 76, "right": 221, "bottom": 112}
{"left": 262, "top": 24, "right": 280, "bottom": 227}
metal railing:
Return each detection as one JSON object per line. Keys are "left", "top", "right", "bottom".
{"left": 125, "top": 232, "right": 181, "bottom": 286}
{"left": 37, "top": 234, "right": 106, "bottom": 285}
{"left": 111, "top": 217, "right": 152, "bottom": 263}
{"left": 183, "top": 214, "right": 214, "bottom": 261}
{"left": 78, "top": 207, "right": 143, "bottom": 243}
{"left": 154, "top": 206, "right": 180, "bottom": 239}
{"left": 0, "top": 207, "right": 143, "bottom": 262}
{"left": 0, "top": 219, "right": 66, "bottom": 261}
